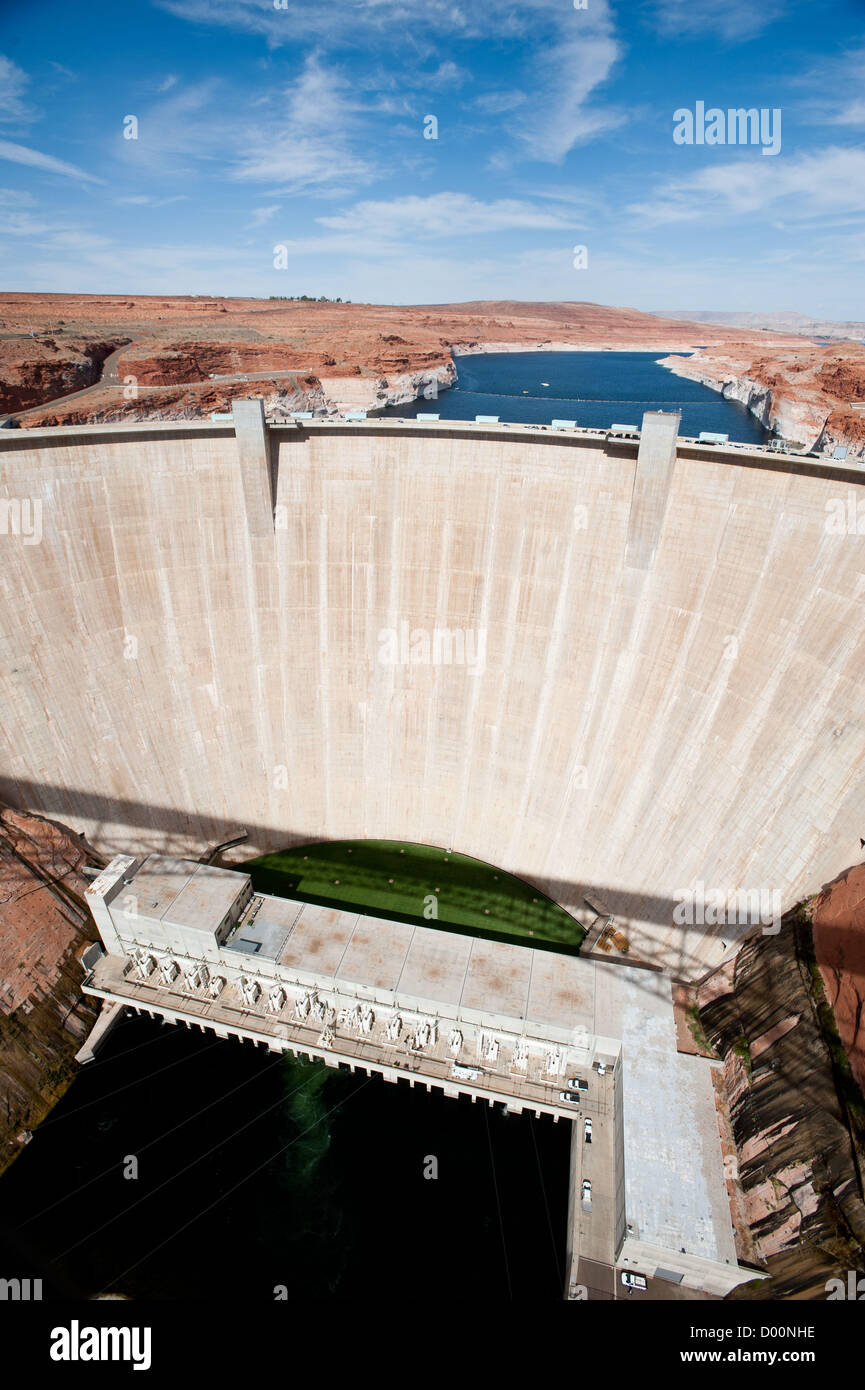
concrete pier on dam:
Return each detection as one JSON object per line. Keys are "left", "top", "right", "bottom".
{"left": 1, "top": 406, "right": 865, "bottom": 978}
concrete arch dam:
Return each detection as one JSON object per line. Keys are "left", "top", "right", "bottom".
{"left": 2, "top": 406, "right": 864, "bottom": 978}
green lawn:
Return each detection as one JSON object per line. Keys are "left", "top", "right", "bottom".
{"left": 241, "top": 840, "right": 585, "bottom": 955}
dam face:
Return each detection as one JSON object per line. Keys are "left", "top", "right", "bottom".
{"left": 2, "top": 413, "right": 864, "bottom": 976}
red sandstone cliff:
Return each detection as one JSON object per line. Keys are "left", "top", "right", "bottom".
{"left": 0, "top": 805, "right": 105, "bottom": 1176}
{"left": 813, "top": 865, "right": 865, "bottom": 1097}
{"left": 697, "top": 911, "right": 865, "bottom": 1298}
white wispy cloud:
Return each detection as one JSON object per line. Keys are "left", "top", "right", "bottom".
{"left": 246, "top": 203, "right": 281, "bottom": 227}
{"left": 0, "top": 139, "right": 102, "bottom": 183}
{"left": 116, "top": 55, "right": 378, "bottom": 194}
{"left": 798, "top": 46, "right": 865, "bottom": 128}
{"left": 474, "top": 91, "right": 527, "bottom": 115}
{"left": 156, "top": 0, "right": 475, "bottom": 46}
{"left": 830, "top": 100, "right": 865, "bottom": 126}
{"left": 0, "top": 55, "right": 35, "bottom": 123}
{"left": 515, "top": 35, "right": 625, "bottom": 162}
{"left": 0, "top": 187, "right": 53, "bottom": 236}
{"left": 159, "top": 0, "right": 626, "bottom": 165}
{"left": 422, "top": 60, "right": 469, "bottom": 90}
{"left": 116, "top": 193, "right": 189, "bottom": 206}
{"left": 0, "top": 190, "right": 110, "bottom": 248}
{"left": 630, "top": 147, "right": 865, "bottom": 224}
{"left": 0, "top": 187, "right": 35, "bottom": 207}
{"left": 317, "top": 192, "right": 578, "bottom": 239}
{"left": 115, "top": 78, "right": 223, "bottom": 173}
{"left": 648, "top": 0, "right": 789, "bottom": 42}
{"left": 49, "top": 229, "right": 113, "bottom": 252}
{"left": 228, "top": 54, "right": 379, "bottom": 191}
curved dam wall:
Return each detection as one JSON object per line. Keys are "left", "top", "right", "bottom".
{"left": 1, "top": 414, "right": 864, "bottom": 978}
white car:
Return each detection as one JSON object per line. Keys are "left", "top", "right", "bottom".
{"left": 584, "top": 1117, "right": 592, "bottom": 1142}
{"left": 621, "top": 1272, "right": 647, "bottom": 1291}
{"left": 596, "top": 1062, "right": 606, "bottom": 1076}
{"left": 581, "top": 1179, "right": 592, "bottom": 1208}
{"left": 558, "top": 1091, "right": 580, "bottom": 1105}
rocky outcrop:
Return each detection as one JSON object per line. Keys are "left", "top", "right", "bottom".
{"left": 19, "top": 376, "right": 329, "bottom": 428}
{"left": 0, "top": 337, "right": 127, "bottom": 412}
{"left": 320, "top": 359, "right": 457, "bottom": 414}
{"left": 116, "top": 340, "right": 309, "bottom": 385}
{"left": 0, "top": 805, "right": 106, "bottom": 1177}
{"left": 813, "top": 408, "right": 865, "bottom": 458}
{"left": 113, "top": 339, "right": 444, "bottom": 386}
{"left": 813, "top": 865, "right": 865, "bottom": 1099}
{"left": 660, "top": 343, "right": 865, "bottom": 456}
{"left": 696, "top": 913, "right": 865, "bottom": 1298}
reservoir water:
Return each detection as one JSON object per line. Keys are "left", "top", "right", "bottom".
{"left": 0, "top": 1014, "right": 570, "bottom": 1300}
{"left": 380, "top": 349, "right": 771, "bottom": 445}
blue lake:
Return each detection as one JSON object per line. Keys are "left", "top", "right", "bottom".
{"left": 379, "top": 349, "right": 771, "bottom": 445}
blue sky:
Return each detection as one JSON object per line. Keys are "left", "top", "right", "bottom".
{"left": 0, "top": 0, "right": 863, "bottom": 314}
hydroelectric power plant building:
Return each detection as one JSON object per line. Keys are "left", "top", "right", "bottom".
{"left": 3, "top": 400, "right": 863, "bottom": 1297}
{"left": 81, "top": 850, "right": 757, "bottom": 1297}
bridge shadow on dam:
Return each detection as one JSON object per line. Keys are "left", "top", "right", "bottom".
{"left": 0, "top": 777, "right": 792, "bottom": 987}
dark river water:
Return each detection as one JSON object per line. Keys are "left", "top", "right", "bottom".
{"left": 0, "top": 1014, "right": 570, "bottom": 1300}
{"left": 379, "top": 349, "right": 771, "bottom": 444}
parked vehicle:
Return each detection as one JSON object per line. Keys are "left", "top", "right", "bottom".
{"left": 558, "top": 1091, "right": 580, "bottom": 1105}
{"left": 584, "top": 1117, "right": 592, "bottom": 1142}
